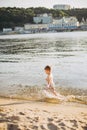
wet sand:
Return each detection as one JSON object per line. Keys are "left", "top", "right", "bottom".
{"left": 0, "top": 98, "right": 87, "bottom": 130}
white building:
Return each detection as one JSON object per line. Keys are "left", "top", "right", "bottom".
{"left": 48, "top": 17, "right": 79, "bottom": 30}
{"left": 53, "top": 4, "right": 71, "bottom": 10}
{"left": 3, "top": 28, "right": 12, "bottom": 32}
{"left": 80, "top": 18, "right": 87, "bottom": 30}
{"left": 14, "top": 27, "right": 24, "bottom": 32}
{"left": 24, "top": 24, "right": 48, "bottom": 31}
{"left": 33, "top": 13, "right": 53, "bottom": 24}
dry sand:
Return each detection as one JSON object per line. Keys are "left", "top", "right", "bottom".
{"left": 0, "top": 98, "right": 87, "bottom": 130}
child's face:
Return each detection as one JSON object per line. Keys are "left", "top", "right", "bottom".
{"left": 45, "top": 69, "right": 50, "bottom": 75}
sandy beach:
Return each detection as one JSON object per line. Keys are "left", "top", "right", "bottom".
{"left": 0, "top": 98, "right": 87, "bottom": 130}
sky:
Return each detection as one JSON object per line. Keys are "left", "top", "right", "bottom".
{"left": 0, "top": 0, "right": 87, "bottom": 8}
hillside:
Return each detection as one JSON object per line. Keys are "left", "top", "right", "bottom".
{"left": 0, "top": 7, "right": 87, "bottom": 30}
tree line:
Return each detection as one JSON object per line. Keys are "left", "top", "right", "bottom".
{"left": 0, "top": 7, "right": 87, "bottom": 30}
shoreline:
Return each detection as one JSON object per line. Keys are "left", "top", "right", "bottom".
{"left": 0, "top": 97, "right": 87, "bottom": 130}
{"left": 0, "top": 30, "right": 87, "bottom": 36}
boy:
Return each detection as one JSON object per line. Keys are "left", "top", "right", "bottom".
{"left": 44, "top": 65, "right": 57, "bottom": 96}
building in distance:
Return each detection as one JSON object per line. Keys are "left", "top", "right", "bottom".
{"left": 53, "top": 4, "right": 71, "bottom": 10}
{"left": 3, "top": 28, "right": 12, "bottom": 32}
{"left": 80, "top": 18, "right": 87, "bottom": 30}
{"left": 48, "top": 17, "right": 79, "bottom": 30}
{"left": 33, "top": 13, "right": 53, "bottom": 24}
{"left": 14, "top": 27, "right": 24, "bottom": 32}
{"left": 24, "top": 24, "right": 48, "bottom": 33}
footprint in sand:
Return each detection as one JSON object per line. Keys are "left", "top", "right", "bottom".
{"left": 48, "top": 118, "right": 53, "bottom": 122}
{"left": 47, "top": 123, "right": 58, "bottom": 130}
{"left": 82, "top": 126, "right": 87, "bottom": 130}
{"left": 70, "top": 120, "right": 78, "bottom": 128}
{"left": 60, "top": 127, "right": 66, "bottom": 130}
{"left": 19, "top": 112, "right": 25, "bottom": 115}
{"left": 6, "top": 116, "right": 20, "bottom": 122}
{"left": 53, "top": 116, "right": 57, "bottom": 119}
{"left": 43, "top": 110, "right": 49, "bottom": 113}
{"left": 33, "top": 117, "right": 39, "bottom": 122}
{"left": 32, "top": 125, "right": 38, "bottom": 130}
{"left": 70, "top": 128, "right": 76, "bottom": 130}
{"left": 7, "top": 123, "right": 19, "bottom": 130}
{"left": 26, "top": 116, "right": 32, "bottom": 120}
{"left": 0, "top": 113, "right": 6, "bottom": 117}
{"left": 58, "top": 122, "right": 65, "bottom": 126}
{"left": 56, "top": 119, "right": 62, "bottom": 123}
{"left": 28, "top": 109, "right": 32, "bottom": 111}
{"left": 40, "top": 125, "right": 47, "bottom": 130}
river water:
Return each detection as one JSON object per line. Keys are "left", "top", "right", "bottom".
{"left": 0, "top": 31, "right": 87, "bottom": 101}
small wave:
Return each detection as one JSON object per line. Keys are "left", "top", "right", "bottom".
{"left": 0, "top": 84, "right": 87, "bottom": 104}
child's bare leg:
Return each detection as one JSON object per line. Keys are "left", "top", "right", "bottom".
{"left": 50, "top": 88, "right": 57, "bottom": 96}
{"left": 53, "top": 90, "right": 58, "bottom": 96}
